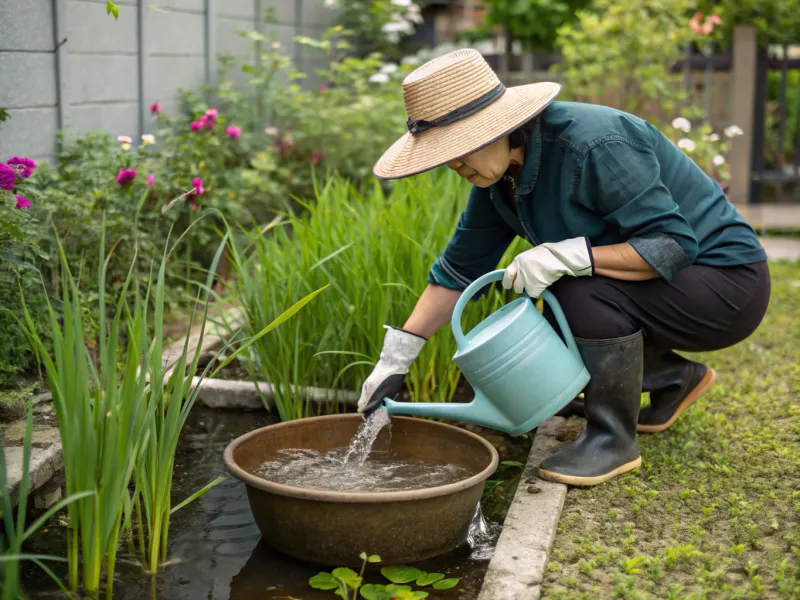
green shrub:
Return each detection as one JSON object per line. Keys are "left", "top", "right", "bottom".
{"left": 226, "top": 170, "right": 528, "bottom": 421}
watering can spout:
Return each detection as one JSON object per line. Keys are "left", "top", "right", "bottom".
{"left": 382, "top": 391, "right": 513, "bottom": 433}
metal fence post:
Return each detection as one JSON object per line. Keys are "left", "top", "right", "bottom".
{"left": 51, "top": 0, "right": 70, "bottom": 146}
{"left": 205, "top": 0, "right": 218, "bottom": 88}
{"left": 728, "top": 26, "right": 758, "bottom": 205}
{"left": 138, "top": 0, "right": 149, "bottom": 138}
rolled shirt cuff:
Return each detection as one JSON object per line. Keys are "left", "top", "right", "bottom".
{"left": 629, "top": 233, "right": 691, "bottom": 281}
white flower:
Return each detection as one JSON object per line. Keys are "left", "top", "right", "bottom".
{"left": 141, "top": 134, "right": 155, "bottom": 145}
{"left": 380, "top": 62, "right": 399, "bottom": 74}
{"left": 264, "top": 126, "right": 279, "bottom": 136}
{"left": 386, "top": 32, "right": 400, "bottom": 43}
{"left": 369, "top": 72, "right": 390, "bottom": 84}
{"left": 117, "top": 135, "right": 132, "bottom": 144}
{"left": 391, "top": 0, "right": 412, "bottom": 6}
{"left": 272, "top": 42, "right": 281, "bottom": 50}
{"left": 724, "top": 125, "right": 744, "bottom": 137}
{"left": 324, "top": 0, "right": 337, "bottom": 7}
{"left": 712, "top": 154, "right": 726, "bottom": 166}
{"left": 677, "top": 138, "right": 696, "bottom": 152}
{"left": 401, "top": 55, "right": 421, "bottom": 66}
{"left": 703, "top": 133, "right": 720, "bottom": 142}
{"left": 671, "top": 117, "right": 691, "bottom": 133}
{"left": 407, "top": 6, "right": 423, "bottom": 23}
{"left": 382, "top": 20, "right": 413, "bottom": 34}
{"left": 120, "top": 143, "right": 132, "bottom": 151}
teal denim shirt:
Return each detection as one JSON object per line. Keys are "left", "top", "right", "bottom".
{"left": 428, "top": 102, "right": 766, "bottom": 290}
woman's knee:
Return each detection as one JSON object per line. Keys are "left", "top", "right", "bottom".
{"left": 546, "top": 277, "right": 639, "bottom": 340}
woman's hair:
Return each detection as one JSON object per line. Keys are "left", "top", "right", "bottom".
{"left": 507, "top": 118, "right": 536, "bottom": 149}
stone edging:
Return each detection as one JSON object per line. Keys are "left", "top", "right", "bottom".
{"left": 477, "top": 417, "right": 569, "bottom": 600}
{"left": 190, "top": 377, "right": 359, "bottom": 409}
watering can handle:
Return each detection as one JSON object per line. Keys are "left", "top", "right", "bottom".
{"left": 450, "top": 269, "right": 583, "bottom": 363}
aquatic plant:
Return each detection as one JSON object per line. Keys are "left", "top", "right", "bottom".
{"left": 0, "top": 403, "right": 94, "bottom": 600}
{"left": 309, "top": 553, "right": 460, "bottom": 599}
{"left": 225, "top": 170, "right": 527, "bottom": 420}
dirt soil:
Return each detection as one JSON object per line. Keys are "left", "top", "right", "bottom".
{"left": 542, "top": 262, "right": 800, "bottom": 599}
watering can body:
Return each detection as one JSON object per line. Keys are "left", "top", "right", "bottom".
{"left": 383, "top": 270, "right": 590, "bottom": 436}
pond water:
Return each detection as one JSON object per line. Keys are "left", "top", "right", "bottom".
{"left": 20, "top": 408, "right": 506, "bottom": 600}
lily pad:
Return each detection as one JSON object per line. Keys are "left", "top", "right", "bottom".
{"left": 381, "top": 565, "right": 423, "bottom": 584}
{"left": 360, "top": 584, "right": 391, "bottom": 600}
{"left": 309, "top": 572, "right": 338, "bottom": 590}
{"left": 416, "top": 572, "right": 445, "bottom": 586}
{"left": 332, "top": 567, "right": 362, "bottom": 588}
{"left": 433, "top": 578, "right": 460, "bottom": 590}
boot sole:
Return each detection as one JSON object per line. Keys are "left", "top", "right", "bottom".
{"left": 637, "top": 368, "right": 716, "bottom": 433}
{"left": 537, "top": 456, "right": 642, "bottom": 487}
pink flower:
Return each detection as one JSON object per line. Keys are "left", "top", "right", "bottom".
{"left": 0, "top": 164, "right": 16, "bottom": 191}
{"left": 311, "top": 150, "right": 323, "bottom": 165}
{"left": 190, "top": 120, "right": 203, "bottom": 132}
{"left": 319, "top": 83, "right": 329, "bottom": 92}
{"left": 14, "top": 195, "right": 30, "bottom": 209}
{"left": 146, "top": 173, "right": 155, "bottom": 186}
{"left": 7, "top": 157, "right": 36, "bottom": 179}
{"left": 150, "top": 101, "right": 163, "bottom": 114}
{"left": 710, "top": 14, "right": 721, "bottom": 24}
{"left": 117, "top": 135, "right": 132, "bottom": 144}
{"left": 701, "top": 20, "right": 713, "bottom": 34}
{"left": 192, "top": 177, "right": 204, "bottom": 195}
{"left": 190, "top": 200, "right": 199, "bottom": 211}
{"left": 116, "top": 168, "right": 137, "bottom": 185}
{"left": 205, "top": 108, "right": 218, "bottom": 121}
{"left": 226, "top": 126, "right": 241, "bottom": 140}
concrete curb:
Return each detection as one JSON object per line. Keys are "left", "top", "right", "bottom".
{"left": 477, "top": 417, "right": 569, "bottom": 600}
{"left": 190, "top": 377, "right": 359, "bottom": 410}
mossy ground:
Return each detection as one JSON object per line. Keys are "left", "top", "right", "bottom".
{"left": 543, "top": 261, "right": 800, "bottom": 599}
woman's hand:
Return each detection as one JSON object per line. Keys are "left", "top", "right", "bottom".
{"left": 502, "top": 237, "right": 593, "bottom": 297}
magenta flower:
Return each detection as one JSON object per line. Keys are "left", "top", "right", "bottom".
{"left": 116, "top": 168, "right": 137, "bottom": 185}
{"left": 0, "top": 164, "right": 15, "bottom": 191}
{"left": 192, "top": 177, "right": 204, "bottom": 195}
{"left": 190, "top": 120, "right": 203, "bottom": 132}
{"left": 7, "top": 157, "right": 37, "bottom": 179}
{"left": 146, "top": 173, "right": 155, "bottom": 186}
{"left": 150, "top": 101, "right": 163, "bottom": 114}
{"left": 190, "top": 200, "right": 199, "bottom": 211}
{"left": 311, "top": 150, "right": 324, "bottom": 165}
{"left": 14, "top": 195, "right": 30, "bottom": 209}
{"left": 226, "top": 126, "right": 241, "bottom": 140}
{"left": 319, "top": 83, "right": 329, "bottom": 92}
{"left": 205, "top": 108, "right": 218, "bottom": 121}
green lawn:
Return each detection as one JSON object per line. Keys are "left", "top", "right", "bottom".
{"left": 543, "top": 261, "right": 800, "bottom": 599}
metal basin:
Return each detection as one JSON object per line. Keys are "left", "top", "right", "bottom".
{"left": 223, "top": 414, "right": 499, "bottom": 566}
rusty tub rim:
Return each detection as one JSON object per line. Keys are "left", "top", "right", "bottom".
{"left": 223, "top": 414, "right": 500, "bottom": 504}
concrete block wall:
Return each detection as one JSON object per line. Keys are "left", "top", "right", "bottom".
{"left": 0, "top": 0, "right": 334, "bottom": 164}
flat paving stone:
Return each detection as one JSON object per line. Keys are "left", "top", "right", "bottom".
{"left": 4, "top": 441, "right": 63, "bottom": 506}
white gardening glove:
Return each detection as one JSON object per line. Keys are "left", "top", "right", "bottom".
{"left": 502, "top": 237, "right": 593, "bottom": 298}
{"left": 358, "top": 326, "right": 426, "bottom": 414}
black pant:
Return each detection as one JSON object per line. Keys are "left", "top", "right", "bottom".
{"left": 544, "top": 261, "right": 770, "bottom": 352}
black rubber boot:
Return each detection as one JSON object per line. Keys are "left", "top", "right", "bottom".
{"left": 538, "top": 330, "right": 644, "bottom": 487}
{"left": 637, "top": 348, "right": 715, "bottom": 433}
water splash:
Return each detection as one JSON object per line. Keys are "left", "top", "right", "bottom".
{"left": 467, "top": 504, "right": 501, "bottom": 561}
{"left": 343, "top": 407, "right": 392, "bottom": 467}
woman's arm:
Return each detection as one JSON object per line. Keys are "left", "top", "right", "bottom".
{"left": 592, "top": 242, "right": 660, "bottom": 281}
{"left": 402, "top": 283, "right": 462, "bottom": 339}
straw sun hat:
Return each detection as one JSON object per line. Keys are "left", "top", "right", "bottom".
{"left": 373, "top": 48, "right": 561, "bottom": 180}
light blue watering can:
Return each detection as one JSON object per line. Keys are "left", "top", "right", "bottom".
{"left": 383, "top": 270, "right": 590, "bottom": 436}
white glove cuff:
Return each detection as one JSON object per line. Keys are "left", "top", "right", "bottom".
{"left": 380, "top": 326, "right": 426, "bottom": 372}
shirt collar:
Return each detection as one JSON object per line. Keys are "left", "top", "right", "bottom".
{"left": 489, "top": 117, "right": 542, "bottom": 198}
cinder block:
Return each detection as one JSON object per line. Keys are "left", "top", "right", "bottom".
{"left": 148, "top": 56, "right": 206, "bottom": 98}
{"left": 0, "top": 107, "right": 58, "bottom": 161}
{"left": 148, "top": 10, "right": 205, "bottom": 56}
{"left": 68, "top": 0, "right": 139, "bottom": 53}
{"left": 0, "top": 52, "right": 57, "bottom": 108}
{"left": 0, "top": 0, "right": 54, "bottom": 51}
{"left": 218, "top": 0, "right": 255, "bottom": 19}
{"left": 69, "top": 102, "right": 140, "bottom": 137}
{"left": 68, "top": 55, "right": 139, "bottom": 104}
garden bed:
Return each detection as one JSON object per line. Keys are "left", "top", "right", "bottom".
{"left": 19, "top": 405, "right": 533, "bottom": 599}
{"left": 543, "top": 261, "right": 800, "bottom": 599}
